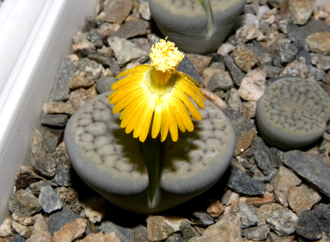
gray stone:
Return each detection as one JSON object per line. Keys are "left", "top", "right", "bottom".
{"left": 96, "top": 76, "right": 116, "bottom": 94}
{"left": 30, "top": 128, "right": 57, "bottom": 178}
{"left": 112, "top": 19, "right": 147, "bottom": 39}
{"left": 279, "top": 42, "right": 298, "bottom": 63}
{"left": 310, "top": 66, "right": 326, "bottom": 81}
{"left": 284, "top": 150, "right": 330, "bottom": 198}
{"left": 266, "top": 207, "right": 298, "bottom": 236}
{"left": 134, "top": 225, "right": 148, "bottom": 242}
{"left": 224, "top": 55, "right": 245, "bottom": 86}
{"left": 12, "top": 234, "right": 26, "bottom": 242}
{"left": 38, "top": 127, "right": 63, "bottom": 153}
{"left": 86, "top": 28, "right": 103, "bottom": 48}
{"left": 177, "top": 56, "right": 201, "bottom": 84}
{"left": 205, "top": 71, "right": 233, "bottom": 92}
{"left": 296, "top": 210, "right": 322, "bottom": 241}
{"left": 239, "top": 203, "right": 258, "bottom": 228}
{"left": 252, "top": 137, "right": 274, "bottom": 176}
{"left": 107, "top": 36, "right": 148, "bottom": 66}
{"left": 50, "top": 58, "right": 77, "bottom": 102}
{"left": 242, "top": 224, "right": 270, "bottom": 241}
{"left": 287, "top": 19, "right": 330, "bottom": 50}
{"left": 311, "top": 53, "right": 330, "bottom": 70}
{"left": 269, "top": 148, "right": 283, "bottom": 168}
{"left": 41, "top": 113, "right": 68, "bottom": 128}
{"left": 227, "top": 165, "right": 266, "bottom": 196}
{"left": 179, "top": 220, "right": 199, "bottom": 241}
{"left": 139, "top": 1, "right": 151, "bottom": 21}
{"left": 165, "top": 234, "right": 184, "bottom": 242}
{"left": 98, "top": 221, "right": 134, "bottom": 242}
{"left": 8, "top": 189, "right": 42, "bottom": 217}
{"left": 72, "top": 32, "right": 96, "bottom": 57}
{"left": 76, "top": 58, "right": 103, "bottom": 78}
{"left": 222, "top": 108, "right": 256, "bottom": 141}
{"left": 53, "top": 166, "right": 73, "bottom": 187}
{"left": 189, "top": 210, "right": 215, "bottom": 227}
{"left": 84, "top": 16, "right": 100, "bottom": 30}
{"left": 279, "top": 57, "right": 310, "bottom": 78}
{"left": 312, "top": 204, "right": 330, "bottom": 239}
{"left": 226, "top": 88, "right": 242, "bottom": 112}
{"left": 38, "top": 186, "right": 63, "bottom": 214}
{"left": 48, "top": 205, "right": 82, "bottom": 235}
{"left": 29, "top": 180, "right": 54, "bottom": 197}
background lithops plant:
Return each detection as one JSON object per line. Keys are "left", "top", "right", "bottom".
{"left": 64, "top": 92, "right": 236, "bottom": 213}
{"left": 256, "top": 77, "right": 330, "bottom": 150}
{"left": 149, "top": 0, "right": 246, "bottom": 54}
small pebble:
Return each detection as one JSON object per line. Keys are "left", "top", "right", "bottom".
{"left": 38, "top": 186, "right": 63, "bottom": 214}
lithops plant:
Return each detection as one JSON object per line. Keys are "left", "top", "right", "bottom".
{"left": 149, "top": 0, "right": 246, "bottom": 54}
{"left": 256, "top": 77, "right": 330, "bottom": 150}
{"left": 65, "top": 39, "right": 236, "bottom": 213}
{"left": 64, "top": 92, "right": 235, "bottom": 213}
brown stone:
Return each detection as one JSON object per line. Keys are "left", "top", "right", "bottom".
{"left": 68, "top": 71, "right": 95, "bottom": 90}
{"left": 52, "top": 218, "right": 87, "bottom": 242}
{"left": 15, "top": 166, "right": 44, "bottom": 192}
{"left": 200, "top": 88, "right": 228, "bottom": 109}
{"left": 81, "top": 197, "right": 107, "bottom": 223}
{"left": 186, "top": 53, "right": 212, "bottom": 75}
{"left": 188, "top": 214, "right": 242, "bottom": 242}
{"left": 235, "top": 130, "right": 257, "bottom": 156}
{"left": 27, "top": 214, "right": 51, "bottom": 242}
{"left": 272, "top": 166, "right": 301, "bottom": 206}
{"left": 232, "top": 45, "right": 258, "bottom": 72}
{"left": 69, "top": 86, "right": 97, "bottom": 109}
{"left": 0, "top": 237, "right": 13, "bottom": 242}
{"left": 206, "top": 199, "right": 224, "bottom": 218}
{"left": 79, "top": 231, "right": 121, "bottom": 242}
{"left": 286, "top": 0, "right": 316, "bottom": 25}
{"left": 287, "top": 183, "right": 322, "bottom": 215}
{"left": 12, "top": 221, "right": 33, "bottom": 238}
{"left": 240, "top": 192, "right": 275, "bottom": 207}
{"left": 147, "top": 216, "right": 175, "bottom": 241}
{"left": 96, "top": 0, "right": 132, "bottom": 24}
{"left": 307, "top": 32, "right": 330, "bottom": 55}
{"left": 42, "top": 101, "right": 76, "bottom": 115}
{"left": 257, "top": 203, "right": 283, "bottom": 226}
{"left": 0, "top": 217, "right": 12, "bottom": 237}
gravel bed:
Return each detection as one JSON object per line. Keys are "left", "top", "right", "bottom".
{"left": 2, "top": 0, "right": 330, "bottom": 241}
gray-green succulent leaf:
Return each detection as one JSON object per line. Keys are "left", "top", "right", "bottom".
{"left": 65, "top": 92, "right": 236, "bottom": 213}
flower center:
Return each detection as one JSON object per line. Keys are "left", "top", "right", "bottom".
{"left": 149, "top": 38, "right": 184, "bottom": 88}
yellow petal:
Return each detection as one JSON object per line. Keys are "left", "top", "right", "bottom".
{"left": 160, "top": 107, "right": 169, "bottom": 142}
{"left": 174, "top": 91, "right": 202, "bottom": 120}
{"left": 151, "top": 97, "right": 163, "bottom": 139}
{"left": 112, "top": 88, "right": 144, "bottom": 114}
{"left": 116, "top": 65, "right": 150, "bottom": 79}
{"left": 167, "top": 97, "right": 186, "bottom": 133}
{"left": 134, "top": 96, "right": 156, "bottom": 142}
{"left": 166, "top": 101, "right": 178, "bottom": 142}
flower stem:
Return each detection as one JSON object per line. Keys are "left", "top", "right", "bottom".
{"left": 141, "top": 137, "right": 161, "bottom": 208}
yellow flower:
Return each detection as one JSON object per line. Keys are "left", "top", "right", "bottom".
{"left": 108, "top": 38, "right": 205, "bottom": 142}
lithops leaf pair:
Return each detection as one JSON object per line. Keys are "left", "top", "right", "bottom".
{"left": 65, "top": 92, "right": 235, "bottom": 213}
{"left": 256, "top": 77, "right": 330, "bottom": 150}
{"left": 149, "top": 0, "right": 246, "bottom": 54}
